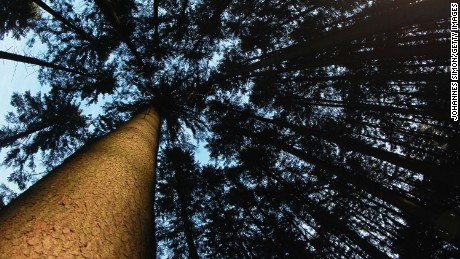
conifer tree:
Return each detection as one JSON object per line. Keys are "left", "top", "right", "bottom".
{"left": 0, "top": 0, "right": 457, "bottom": 257}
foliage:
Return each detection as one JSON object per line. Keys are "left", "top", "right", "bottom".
{"left": 0, "top": 90, "right": 89, "bottom": 189}
{"left": 0, "top": 0, "right": 458, "bottom": 257}
{"left": 0, "top": 0, "right": 38, "bottom": 39}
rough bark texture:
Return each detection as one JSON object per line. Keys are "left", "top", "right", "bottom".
{"left": 0, "top": 107, "right": 161, "bottom": 258}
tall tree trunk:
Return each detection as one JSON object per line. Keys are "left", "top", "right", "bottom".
{"left": 94, "top": 0, "right": 144, "bottom": 66}
{"left": 0, "top": 107, "right": 161, "bottom": 257}
{"left": 153, "top": 0, "right": 160, "bottom": 58}
{"left": 0, "top": 51, "right": 90, "bottom": 77}
{"left": 175, "top": 170, "right": 199, "bottom": 259}
{"left": 228, "top": 106, "right": 458, "bottom": 185}
{"left": 242, "top": 0, "right": 448, "bottom": 73}
{"left": 262, "top": 169, "right": 388, "bottom": 258}
{"left": 231, "top": 123, "right": 460, "bottom": 246}
{"left": 273, "top": 40, "right": 448, "bottom": 74}
{"left": 268, "top": 137, "right": 460, "bottom": 247}
{"left": 277, "top": 96, "right": 448, "bottom": 122}
{"left": 32, "top": 0, "right": 94, "bottom": 41}
{"left": 0, "top": 123, "right": 54, "bottom": 148}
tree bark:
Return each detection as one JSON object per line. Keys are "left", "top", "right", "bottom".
{"left": 0, "top": 106, "right": 161, "bottom": 257}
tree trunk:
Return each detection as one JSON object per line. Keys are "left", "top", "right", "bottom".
{"left": 0, "top": 106, "right": 161, "bottom": 258}
{"left": 275, "top": 40, "right": 448, "bottom": 74}
{"left": 153, "top": 0, "right": 160, "bottom": 58}
{"left": 234, "top": 107, "right": 458, "bottom": 185}
{"left": 0, "top": 123, "right": 53, "bottom": 148}
{"left": 276, "top": 95, "right": 449, "bottom": 123}
{"left": 231, "top": 123, "right": 460, "bottom": 247}
{"left": 175, "top": 171, "right": 199, "bottom": 259}
{"left": 243, "top": 0, "right": 448, "bottom": 73}
{"left": 0, "top": 51, "right": 90, "bottom": 77}
{"left": 93, "top": 0, "right": 144, "bottom": 66}
{"left": 262, "top": 169, "right": 388, "bottom": 258}
{"left": 270, "top": 137, "right": 460, "bottom": 247}
{"left": 32, "top": 0, "right": 94, "bottom": 41}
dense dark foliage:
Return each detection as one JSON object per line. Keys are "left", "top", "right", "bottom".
{"left": 1, "top": 0, "right": 458, "bottom": 257}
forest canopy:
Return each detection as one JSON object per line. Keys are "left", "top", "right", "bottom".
{"left": 0, "top": 0, "right": 459, "bottom": 258}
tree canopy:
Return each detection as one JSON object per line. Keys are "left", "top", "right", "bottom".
{"left": 0, "top": 0, "right": 458, "bottom": 257}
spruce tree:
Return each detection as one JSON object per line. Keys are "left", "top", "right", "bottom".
{"left": 0, "top": 0, "right": 457, "bottom": 257}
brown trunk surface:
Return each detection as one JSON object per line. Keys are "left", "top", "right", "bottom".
{"left": 0, "top": 107, "right": 161, "bottom": 258}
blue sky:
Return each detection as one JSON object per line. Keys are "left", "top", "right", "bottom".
{"left": 0, "top": 33, "right": 110, "bottom": 194}
{"left": 0, "top": 34, "right": 46, "bottom": 192}
{"left": 0, "top": 33, "right": 210, "bottom": 198}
